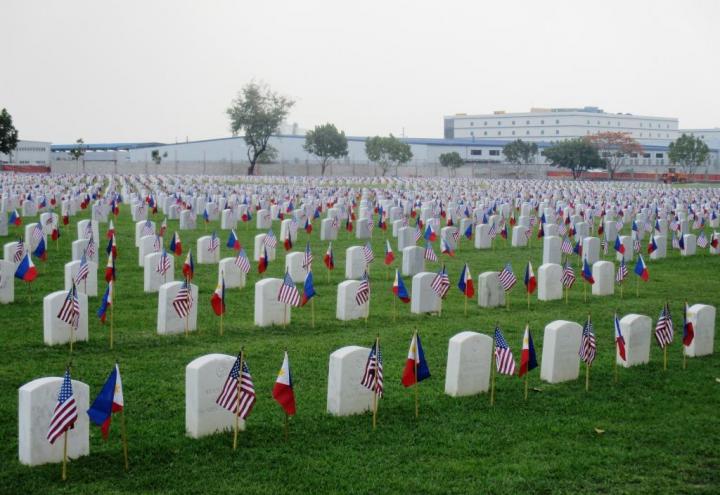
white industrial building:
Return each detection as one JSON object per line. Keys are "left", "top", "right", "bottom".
{"left": 444, "top": 106, "right": 679, "bottom": 146}
{"left": 0, "top": 140, "right": 51, "bottom": 166}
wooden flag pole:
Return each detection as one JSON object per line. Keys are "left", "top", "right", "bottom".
{"left": 310, "top": 297, "right": 315, "bottom": 328}
{"left": 620, "top": 281, "right": 623, "bottom": 299}
{"left": 120, "top": 407, "right": 129, "bottom": 471}
{"left": 393, "top": 296, "right": 397, "bottom": 322}
{"left": 62, "top": 430, "right": 68, "bottom": 481}
{"left": 413, "top": 329, "right": 419, "bottom": 419}
{"left": 464, "top": 294, "right": 468, "bottom": 317}
{"left": 372, "top": 336, "right": 379, "bottom": 430}
{"left": 683, "top": 347, "right": 687, "bottom": 370}
{"left": 585, "top": 363, "right": 590, "bottom": 392}
{"left": 233, "top": 349, "right": 245, "bottom": 450}
{"left": 564, "top": 285, "right": 568, "bottom": 304}
{"left": 438, "top": 297, "right": 443, "bottom": 317}
{"left": 284, "top": 413, "right": 289, "bottom": 442}
{"left": 506, "top": 291, "right": 510, "bottom": 311}
{"left": 490, "top": 344, "right": 497, "bottom": 406}
{"left": 663, "top": 346, "right": 668, "bottom": 371}
{"left": 284, "top": 303, "right": 288, "bottom": 327}
{"left": 613, "top": 347, "right": 618, "bottom": 384}
{"left": 524, "top": 372, "right": 529, "bottom": 401}
{"left": 110, "top": 299, "right": 114, "bottom": 350}
{"left": 220, "top": 306, "right": 224, "bottom": 336}
{"left": 635, "top": 276, "right": 639, "bottom": 297}
{"left": 583, "top": 281, "right": 587, "bottom": 303}
{"left": 527, "top": 288, "right": 530, "bottom": 310}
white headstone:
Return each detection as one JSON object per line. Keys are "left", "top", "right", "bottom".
{"left": 538, "top": 263, "right": 562, "bottom": 301}
{"left": 345, "top": 246, "right": 367, "bottom": 279}
{"left": 320, "top": 218, "right": 338, "bottom": 241}
{"left": 604, "top": 221, "right": 618, "bottom": 243}
{"left": 0, "top": 211, "right": 8, "bottom": 236}
{"left": 441, "top": 227, "right": 458, "bottom": 251}
{"left": 540, "top": 320, "right": 582, "bottom": 383}
{"left": 355, "top": 218, "right": 371, "bottom": 239}
{"left": 43, "top": 290, "right": 89, "bottom": 346}
{"left": 196, "top": 236, "right": 220, "bottom": 264}
{"left": 336, "top": 280, "right": 369, "bottom": 321}
{"left": 179, "top": 210, "right": 195, "bottom": 230}
{"left": 64, "top": 260, "right": 98, "bottom": 297}
{"left": 326, "top": 346, "right": 374, "bottom": 416}
{"left": 144, "top": 252, "right": 175, "bottom": 292}
{"left": 478, "top": 272, "right": 505, "bottom": 308}
{"left": 397, "top": 226, "right": 416, "bottom": 251}
{"left": 591, "top": 261, "right": 615, "bottom": 296}
{"left": 401, "top": 246, "right": 425, "bottom": 277}
{"left": 474, "top": 224, "right": 491, "bottom": 249}
{"left": 39, "top": 212, "right": 58, "bottom": 235}
{"left": 681, "top": 234, "right": 697, "bottom": 256}
{"left": 157, "top": 281, "right": 199, "bottom": 335}
{"left": 285, "top": 252, "right": 307, "bottom": 283}
{"left": 617, "top": 314, "right": 651, "bottom": 368}
{"left": 220, "top": 209, "right": 237, "bottom": 230}
{"left": 582, "top": 236, "right": 600, "bottom": 265}
{"left": 219, "top": 258, "right": 246, "bottom": 289}
{"left": 685, "top": 304, "right": 716, "bottom": 357}
{"left": 253, "top": 234, "right": 276, "bottom": 261}
{"left": 444, "top": 331, "right": 492, "bottom": 397}
{"left": 410, "top": 272, "right": 441, "bottom": 314}
{"left": 280, "top": 219, "right": 297, "bottom": 243}
{"left": 135, "top": 220, "right": 155, "bottom": 247}
{"left": 76, "top": 220, "right": 99, "bottom": 244}
{"left": 0, "top": 259, "right": 15, "bottom": 303}
{"left": 132, "top": 204, "right": 148, "bottom": 222}
{"left": 511, "top": 226, "right": 528, "bottom": 247}
{"left": 138, "top": 235, "right": 161, "bottom": 267}
{"left": 18, "top": 377, "right": 90, "bottom": 466}
{"left": 254, "top": 278, "right": 291, "bottom": 327}
{"left": 3, "top": 241, "right": 25, "bottom": 265}
{"left": 615, "top": 235, "right": 633, "bottom": 262}
{"left": 650, "top": 234, "right": 667, "bottom": 260}
{"left": 256, "top": 209, "right": 272, "bottom": 229}
{"left": 185, "top": 353, "right": 243, "bottom": 438}
{"left": 542, "top": 236, "right": 561, "bottom": 265}
{"left": 24, "top": 223, "right": 46, "bottom": 252}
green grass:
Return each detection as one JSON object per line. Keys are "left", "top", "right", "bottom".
{"left": 1, "top": 204, "right": 719, "bottom": 494}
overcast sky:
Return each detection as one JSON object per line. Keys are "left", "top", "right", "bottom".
{"left": 3, "top": 0, "right": 720, "bottom": 144}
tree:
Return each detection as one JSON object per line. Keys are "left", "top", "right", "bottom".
{"left": 668, "top": 133, "right": 710, "bottom": 175}
{"left": 0, "top": 108, "right": 19, "bottom": 163}
{"left": 70, "top": 138, "right": 85, "bottom": 161}
{"left": 226, "top": 81, "right": 294, "bottom": 176}
{"left": 365, "top": 134, "right": 413, "bottom": 176}
{"left": 303, "top": 123, "right": 348, "bottom": 175}
{"left": 502, "top": 139, "right": 538, "bottom": 177}
{"left": 151, "top": 149, "right": 162, "bottom": 164}
{"left": 439, "top": 151, "right": 464, "bottom": 177}
{"left": 543, "top": 138, "right": 605, "bottom": 179}
{"left": 584, "top": 131, "right": 642, "bottom": 179}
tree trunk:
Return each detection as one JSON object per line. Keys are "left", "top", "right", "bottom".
{"left": 247, "top": 160, "right": 256, "bottom": 176}
{"left": 321, "top": 158, "right": 328, "bottom": 176}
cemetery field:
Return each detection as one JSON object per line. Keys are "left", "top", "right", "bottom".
{"left": 1, "top": 206, "right": 719, "bottom": 495}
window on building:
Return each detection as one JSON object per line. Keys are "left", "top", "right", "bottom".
{"left": 630, "top": 153, "right": 638, "bottom": 158}
{"left": 587, "top": 120, "right": 590, "bottom": 124}
{"left": 655, "top": 153, "right": 663, "bottom": 158}
{"left": 526, "top": 120, "right": 530, "bottom": 125}
{"left": 617, "top": 122, "right": 620, "bottom": 126}
{"left": 540, "top": 120, "right": 544, "bottom": 124}
{"left": 555, "top": 130, "right": 559, "bottom": 135}
{"left": 640, "top": 133, "right": 643, "bottom": 137}
{"left": 540, "top": 130, "right": 545, "bottom": 135}
{"left": 512, "top": 131, "right": 516, "bottom": 135}
{"left": 643, "top": 153, "right": 651, "bottom": 158}
{"left": 512, "top": 121, "right": 515, "bottom": 125}
{"left": 497, "top": 131, "right": 502, "bottom": 136}
{"left": 555, "top": 119, "right": 559, "bottom": 124}
{"left": 484, "top": 131, "right": 487, "bottom": 136}
{"left": 470, "top": 121, "right": 474, "bottom": 126}
{"left": 640, "top": 122, "right": 643, "bottom": 127}
{"left": 497, "top": 121, "right": 501, "bottom": 126}
{"left": 597, "top": 120, "right": 600, "bottom": 125}
{"left": 526, "top": 130, "right": 530, "bottom": 135}
{"left": 489, "top": 150, "right": 500, "bottom": 156}
{"left": 470, "top": 149, "right": 482, "bottom": 156}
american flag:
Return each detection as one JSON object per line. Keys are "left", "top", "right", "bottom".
{"left": 208, "top": 232, "right": 219, "bottom": 252}
{"left": 697, "top": 231, "right": 709, "bottom": 248}
{"left": 524, "top": 227, "right": 532, "bottom": 241}
{"left": 615, "top": 219, "right": 624, "bottom": 231}
{"left": 562, "top": 262, "right": 576, "bottom": 288}
{"left": 46, "top": 370, "right": 78, "bottom": 444}
{"left": 330, "top": 216, "right": 339, "bottom": 230}
{"left": 156, "top": 250, "right": 171, "bottom": 276}
{"left": 494, "top": 327, "right": 516, "bottom": 375}
{"left": 616, "top": 259, "right": 628, "bottom": 283}
{"left": 601, "top": 237, "right": 608, "bottom": 255}
{"left": 362, "top": 242, "right": 375, "bottom": 264}
{"left": 31, "top": 223, "right": 43, "bottom": 246}
{"left": 355, "top": 271, "right": 370, "bottom": 305}
{"left": 561, "top": 237, "right": 573, "bottom": 254}
{"left": 234, "top": 248, "right": 251, "bottom": 273}
{"left": 14, "top": 239, "right": 25, "bottom": 263}
{"left": 498, "top": 262, "right": 517, "bottom": 291}
{"left": 430, "top": 265, "right": 450, "bottom": 298}
{"left": 451, "top": 229, "right": 460, "bottom": 242}
{"left": 488, "top": 223, "right": 497, "bottom": 239}
{"left": 632, "top": 233, "right": 641, "bottom": 253}
{"left": 558, "top": 223, "right": 567, "bottom": 237}
{"left": 75, "top": 255, "right": 90, "bottom": 284}
{"left": 153, "top": 235, "right": 162, "bottom": 252}
{"left": 414, "top": 227, "right": 422, "bottom": 242}
{"left": 84, "top": 222, "right": 94, "bottom": 239}
{"left": 142, "top": 220, "right": 154, "bottom": 236}
{"left": 216, "top": 355, "right": 256, "bottom": 420}
{"left": 57, "top": 283, "right": 80, "bottom": 329}
{"left": 424, "top": 242, "right": 438, "bottom": 262}
{"left": 85, "top": 235, "right": 96, "bottom": 258}
{"left": 579, "top": 317, "right": 596, "bottom": 365}
{"left": 655, "top": 303, "right": 674, "bottom": 348}
{"left": 302, "top": 243, "right": 313, "bottom": 271}
{"left": 360, "top": 342, "right": 384, "bottom": 397}
{"left": 671, "top": 233, "right": 680, "bottom": 249}
{"left": 278, "top": 271, "right": 301, "bottom": 307}
{"left": 264, "top": 229, "right": 277, "bottom": 248}
{"left": 172, "top": 279, "right": 193, "bottom": 318}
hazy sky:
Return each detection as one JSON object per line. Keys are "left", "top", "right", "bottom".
{"left": 3, "top": 0, "right": 720, "bottom": 144}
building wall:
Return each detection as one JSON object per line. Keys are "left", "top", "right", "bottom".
{"left": 0, "top": 140, "right": 51, "bottom": 165}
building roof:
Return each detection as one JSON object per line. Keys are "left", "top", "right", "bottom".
{"left": 51, "top": 142, "right": 165, "bottom": 152}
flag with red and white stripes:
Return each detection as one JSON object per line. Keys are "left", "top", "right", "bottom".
{"left": 278, "top": 271, "right": 301, "bottom": 307}
{"left": 57, "top": 283, "right": 80, "bottom": 329}
{"left": 46, "top": 370, "right": 78, "bottom": 444}
{"left": 216, "top": 355, "right": 256, "bottom": 420}
{"left": 494, "top": 327, "right": 516, "bottom": 375}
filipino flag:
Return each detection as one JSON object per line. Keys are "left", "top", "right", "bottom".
{"left": 683, "top": 302, "right": 694, "bottom": 346}
{"left": 440, "top": 237, "right": 454, "bottom": 257}
{"left": 97, "top": 281, "right": 113, "bottom": 323}
{"left": 457, "top": 263, "right": 474, "bottom": 298}
{"left": 634, "top": 255, "right": 649, "bottom": 281}
{"left": 537, "top": 223, "right": 544, "bottom": 239}
{"left": 272, "top": 352, "right": 296, "bottom": 416}
{"left": 227, "top": 229, "right": 240, "bottom": 251}
{"left": 345, "top": 218, "right": 353, "bottom": 232}
{"left": 304, "top": 218, "right": 313, "bottom": 234}
{"left": 87, "top": 364, "right": 124, "bottom": 439}
{"left": 384, "top": 239, "right": 395, "bottom": 265}
{"left": 106, "top": 235, "right": 118, "bottom": 259}
{"left": 614, "top": 314, "right": 626, "bottom": 361}
{"left": 324, "top": 243, "right": 335, "bottom": 270}
{"left": 401, "top": 332, "right": 430, "bottom": 387}
{"left": 424, "top": 224, "right": 436, "bottom": 242}
{"left": 210, "top": 276, "right": 226, "bottom": 316}
{"left": 582, "top": 258, "right": 595, "bottom": 284}
{"left": 518, "top": 324, "right": 538, "bottom": 377}
{"left": 183, "top": 250, "right": 195, "bottom": 280}
{"left": 62, "top": 213, "right": 69, "bottom": 225}
{"left": 393, "top": 269, "right": 410, "bottom": 303}
{"left": 104, "top": 253, "right": 116, "bottom": 282}
{"left": 573, "top": 238, "right": 583, "bottom": 257}
{"left": 170, "top": 231, "right": 182, "bottom": 256}
{"left": 524, "top": 261, "right": 537, "bottom": 294}
{"left": 106, "top": 219, "right": 115, "bottom": 239}
{"left": 51, "top": 223, "right": 60, "bottom": 241}
{"left": 284, "top": 235, "right": 293, "bottom": 251}
{"left": 464, "top": 223, "right": 473, "bottom": 240}
{"left": 14, "top": 253, "right": 37, "bottom": 282}
{"left": 614, "top": 236, "right": 625, "bottom": 254}
{"left": 33, "top": 236, "right": 48, "bottom": 262}
{"left": 258, "top": 246, "right": 269, "bottom": 274}
{"left": 301, "top": 270, "right": 316, "bottom": 306}
{"left": 9, "top": 209, "right": 21, "bottom": 226}
{"left": 711, "top": 232, "right": 719, "bottom": 249}
{"left": 647, "top": 236, "right": 657, "bottom": 254}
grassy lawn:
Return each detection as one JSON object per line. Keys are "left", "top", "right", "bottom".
{"left": 1, "top": 201, "right": 718, "bottom": 494}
